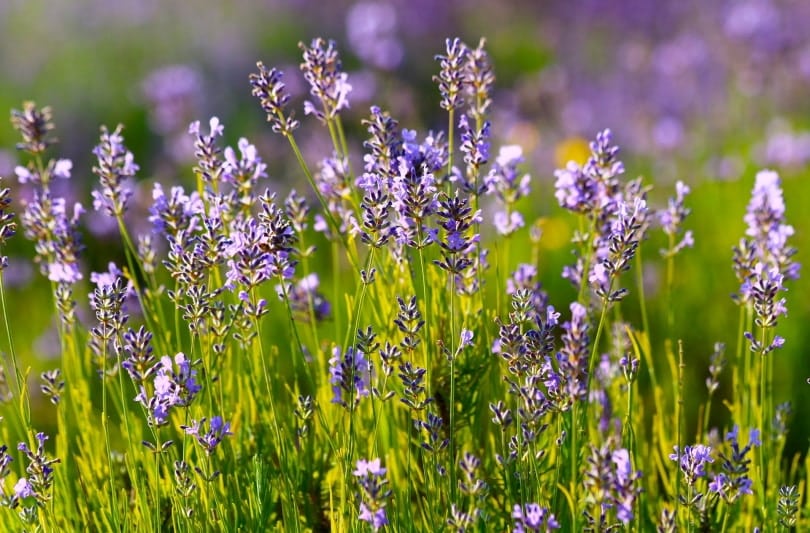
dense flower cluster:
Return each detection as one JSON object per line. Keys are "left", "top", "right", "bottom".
{"left": 0, "top": 30, "right": 805, "bottom": 532}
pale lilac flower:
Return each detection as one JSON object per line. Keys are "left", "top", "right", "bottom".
{"left": 13, "top": 478, "right": 35, "bottom": 500}
{"left": 670, "top": 444, "right": 714, "bottom": 486}
{"left": 329, "top": 347, "right": 372, "bottom": 408}
{"left": 354, "top": 458, "right": 391, "bottom": 531}
{"left": 182, "top": 416, "right": 233, "bottom": 456}
{"left": 460, "top": 329, "right": 474, "bottom": 349}
{"left": 742, "top": 169, "right": 799, "bottom": 281}
{"left": 512, "top": 503, "right": 559, "bottom": 532}
{"left": 91, "top": 125, "right": 137, "bottom": 217}
{"left": 300, "top": 38, "right": 353, "bottom": 122}
{"left": 709, "top": 425, "right": 761, "bottom": 502}
{"left": 434, "top": 37, "right": 468, "bottom": 111}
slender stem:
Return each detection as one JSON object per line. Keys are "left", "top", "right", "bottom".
{"left": 446, "top": 108, "right": 455, "bottom": 192}
{"left": 449, "top": 275, "right": 458, "bottom": 504}
{"left": 676, "top": 341, "right": 685, "bottom": 526}
{"left": 101, "top": 347, "right": 121, "bottom": 531}
{"left": 416, "top": 226, "right": 432, "bottom": 393}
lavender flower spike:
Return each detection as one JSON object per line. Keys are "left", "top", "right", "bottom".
{"left": 669, "top": 444, "right": 714, "bottom": 486}
{"left": 743, "top": 169, "right": 799, "bottom": 281}
{"left": 91, "top": 124, "right": 137, "bottom": 217}
{"left": 299, "top": 38, "right": 352, "bottom": 122}
{"left": 512, "top": 503, "right": 560, "bottom": 532}
{"left": 434, "top": 37, "right": 468, "bottom": 112}
{"left": 182, "top": 416, "right": 233, "bottom": 456}
{"left": 250, "top": 63, "right": 299, "bottom": 134}
{"left": 354, "top": 458, "right": 391, "bottom": 531}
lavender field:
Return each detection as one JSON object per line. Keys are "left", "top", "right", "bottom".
{"left": 1, "top": 1, "right": 809, "bottom": 531}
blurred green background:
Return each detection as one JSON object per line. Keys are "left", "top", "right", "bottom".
{"left": 2, "top": 0, "right": 810, "bottom": 455}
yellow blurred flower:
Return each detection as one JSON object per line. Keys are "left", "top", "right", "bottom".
{"left": 554, "top": 136, "right": 589, "bottom": 168}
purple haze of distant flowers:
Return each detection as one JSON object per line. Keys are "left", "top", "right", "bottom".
{"left": 346, "top": 1, "right": 404, "bottom": 70}
{"left": 141, "top": 64, "right": 202, "bottom": 135}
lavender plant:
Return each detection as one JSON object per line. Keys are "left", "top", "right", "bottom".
{"left": 0, "top": 35, "right": 805, "bottom": 533}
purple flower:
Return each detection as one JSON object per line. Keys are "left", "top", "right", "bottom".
{"left": 329, "top": 346, "right": 372, "bottom": 409}
{"left": 359, "top": 503, "right": 388, "bottom": 530}
{"left": 135, "top": 352, "right": 201, "bottom": 426}
{"left": 20, "top": 191, "right": 85, "bottom": 284}
{"left": 494, "top": 210, "right": 525, "bottom": 236}
{"left": 459, "top": 329, "right": 474, "bottom": 349}
{"left": 222, "top": 137, "right": 267, "bottom": 209}
{"left": 0, "top": 180, "right": 16, "bottom": 270}
{"left": 433, "top": 192, "right": 482, "bottom": 293}
{"left": 10, "top": 102, "right": 56, "bottom": 155}
{"left": 13, "top": 478, "right": 35, "bottom": 500}
{"left": 742, "top": 262, "right": 788, "bottom": 355}
{"left": 456, "top": 113, "right": 491, "bottom": 194}
{"left": 512, "top": 503, "right": 560, "bottom": 532}
{"left": 362, "top": 105, "right": 402, "bottom": 180}
{"left": 546, "top": 302, "right": 590, "bottom": 408}
{"left": 708, "top": 425, "right": 761, "bottom": 502}
{"left": 583, "top": 441, "right": 642, "bottom": 526}
{"left": 434, "top": 37, "right": 468, "bottom": 112}
{"left": 15, "top": 158, "right": 72, "bottom": 185}
{"left": 354, "top": 458, "right": 386, "bottom": 477}
{"left": 358, "top": 174, "right": 394, "bottom": 248}
{"left": 659, "top": 180, "right": 694, "bottom": 257}
{"left": 275, "top": 273, "right": 331, "bottom": 322}
{"left": 354, "top": 458, "right": 391, "bottom": 531}
{"left": 486, "top": 145, "right": 530, "bottom": 201}
{"left": 148, "top": 183, "right": 203, "bottom": 237}
{"left": 249, "top": 63, "right": 299, "bottom": 135}
{"left": 464, "top": 37, "right": 495, "bottom": 121}
{"left": 14, "top": 432, "right": 59, "bottom": 507}
{"left": 121, "top": 326, "right": 156, "bottom": 384}
{"left": 91, "top": 124, "right": 137, "bottom": 217}
{"left": 740, "top": 169, "right": 799, "bottom": 283}
{"left": 554, "top": 128, "right": 624, "bottom": 215}
{"left": 299, "top": 38, "right": 352, "bottom": 122}
{"left": 188, "top": 117, "right": 225, "bottom": 185}
{"left": 670, "top": 444, "right": 714, "bottom": 486}
{"left": 458, "top": 452, "right": 486, "bottom": 497}
{"left": 182, "top": 416, "right": 233, "bottom": 456}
